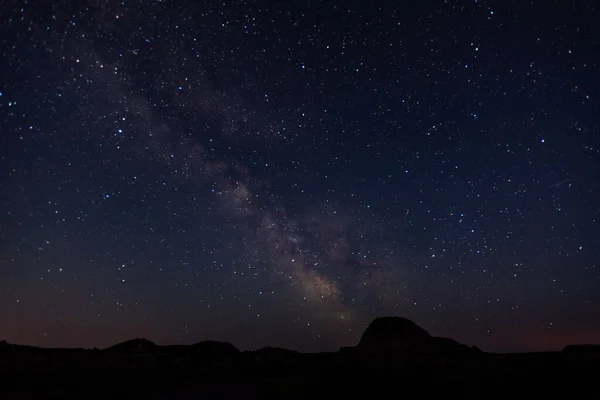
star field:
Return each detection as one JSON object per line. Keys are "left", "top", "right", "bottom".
{"left": 1, "top": 0, "right": 599, "bottom": 352}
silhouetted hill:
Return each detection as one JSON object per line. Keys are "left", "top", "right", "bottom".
{"left": 0, "top": 340, "right": 42, "bottom": 351}
{"left": 354, "top": 317, "right": 481, "bottom": 361}
{"left": 427, "top": 336, "right": 483, "bottom": 357}
{"left": 189, "top": 340, "right": 240, "bottom": 366}
{"left": 191, "top": 340, "right": 239, "bottom": 356}
{"left": 106, "top": 338, "right": 158, "bottom": 353}
{"left": 358, "top": 316, "right": 431, "bottom": 350}
{"left": 0, "top": 317, "right": 598, "bottom": 398}
{"left": 562, "top": 344, "right": 600, "bottom": 359}
{"left": 252, "top": 346, "right": 301, "bottom": 364}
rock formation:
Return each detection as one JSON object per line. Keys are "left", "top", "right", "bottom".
{"left": 358, "top": 316, "right": 431, "bottom": 350}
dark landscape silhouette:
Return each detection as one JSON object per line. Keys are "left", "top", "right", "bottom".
{"left": 1, "top": 317, "right": 599, "bottom": 398}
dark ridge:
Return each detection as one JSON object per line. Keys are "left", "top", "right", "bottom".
{"left": 427, "top": 336, "right": 483, "bottom": 356}
{"left": 105, "top": 338, "right": 158, "bottom": 352}
{"left": 253, "top": 346, "right": 301, "bottom": 361}
{"left": 0, "top": 340, "right": 49, "bottom": 352}
{"left": 192, "top": 340, "right": 239, "bottom": 351}
{"left": 1, "top": 317, "right": 598, "bottom": 398}
{"left": 563, "top": 344, "right": 600, "bottom": 352}
{"left": 358, "top": 316, "right": 431, "bottom": 349}
{"left": 562, "top": 344, "right": 600, "bottom": 357}
{"left": 190, "top": 340, "right": 240, "bottom": 358}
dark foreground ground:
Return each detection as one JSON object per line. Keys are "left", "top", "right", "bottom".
{"left": 1, "top": 342, "right": 599, "bottom": 399}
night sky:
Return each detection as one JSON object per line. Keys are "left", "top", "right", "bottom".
{"left": 1, "top": 0, "right": 599, "bottom": 353}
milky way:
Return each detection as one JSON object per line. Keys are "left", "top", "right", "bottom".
{"left": 1, "top": 0, "right": 599, "bottom": 352}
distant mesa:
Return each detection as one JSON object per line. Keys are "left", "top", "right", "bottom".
{"left": 106, "top": 338, "right": 158, "bottom": 353}
{"left": 562, "top": 344, "right": 600, "bottom": 352}
{"left": 254, "top": 346, "right": 300, "bottom": 357}
{"left": 427, "top": 336, "right": 482, "bottom": 357}
{"left": 253, "top": 346, "right": 301, "bottom": 363}
{"left": 356, "top": 316, "right": 481, "bottom": 358}
{"left": 104, "top": 338, "right": 241, "bottom": 359}
{"left": 0, "top": 340, "right": 10, "bottom": 351}
{"left": 562, "top": 344, "right": 600, "bottom": 359}
{"left": 358, "top": 317, "right": 431, "bottom": 350}
{"left": 191, "top": 340, "right": 240, "bottom": 358}
{"left": 0, "top": 340, "right": 39, "bottom": 352}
